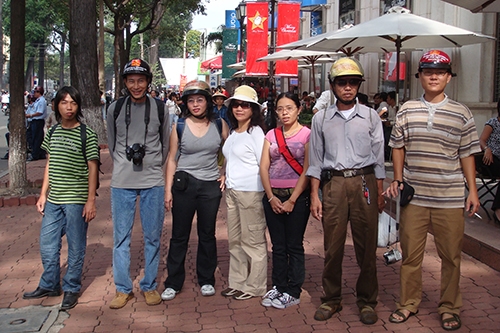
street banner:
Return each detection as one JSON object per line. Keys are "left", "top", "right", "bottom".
{"left": 222, "top": 28, "right": 239, "bottom": 79}
{"left": 246, "top": 2, "right": 269, "bottom": 76}
{"left": 311, "top": 11, "right": 323, "bottom": 36}
{"left": 384, "top": 52, "right": 406, "bottom": 81}
{"left": 276, "top": 2, "right": 300, "bottom": 76}
{"left": 225, "top": 10, "right": 241, "bottom": 46}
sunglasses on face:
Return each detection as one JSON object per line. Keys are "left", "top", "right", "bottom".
{"left": 335, "top": 78, "right": 362, "bottom": 87}
{"left": 232, "top": 101, "right": 251, "bottom": 109}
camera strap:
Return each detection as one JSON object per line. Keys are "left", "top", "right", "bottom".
{"left": 125, "top": 97, "right": 151, "bottom": 149}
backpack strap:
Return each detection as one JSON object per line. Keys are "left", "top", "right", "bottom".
{"left": 154, "top": 98, "right": 165, "bottom": 146}
{"left": 274, "top": 126, "right": 303, "bottom": 176}
{"left": 48, "top": 124, "right": 59, "bottom": 140}
{"left": 112, "top": 96, "right": 128, "bottom": 151}
{"left": 80, "top": 123, "right": 88, "bottom": 165}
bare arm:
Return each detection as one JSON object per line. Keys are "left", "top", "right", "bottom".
{"left": 164, "top": 126, "right": 179, "bottom": 212}
{"left": 461, "top": 155, "right": 479, "bottom": 216}
{"left": 260, "top": 139, "right": 284, "bottom": 214}
{"left": 385, "top": 147, "right": 405, "bottom": 198}
{"left": 36, "top": 156, "right": 51, "bottom": 215}
{"left": 479, "top": 125, "right": 493, "bottom": 165}
{"left": 82, "top": 159, "right": 98, "bottom": 222}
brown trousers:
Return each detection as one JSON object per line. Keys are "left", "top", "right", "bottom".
{"left": 321, "top": 173, "right": 379, "bottom": 309}
{"left": 397, "top": 204, "right": 464, "bottom": 315}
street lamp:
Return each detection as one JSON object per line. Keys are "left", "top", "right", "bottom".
{"left": 138, "top": 42, "right": 156, "bottom": 64}
{"left": 235, "top": 1, "right": 247, "bottom": 62}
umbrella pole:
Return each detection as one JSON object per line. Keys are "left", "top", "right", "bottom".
{"left": 311, "top": 60, "right": 316, "bottom": 95}
{"left": 395, "top": 37, "right": 401, "bottom": 107}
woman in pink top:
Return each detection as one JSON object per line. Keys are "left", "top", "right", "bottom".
{"left": 259, "top": 92, "right": 311, "bottom": 309}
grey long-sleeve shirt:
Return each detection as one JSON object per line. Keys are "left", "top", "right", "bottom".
{"left": 306, "top": 102, "right": 385, "bottom": 180}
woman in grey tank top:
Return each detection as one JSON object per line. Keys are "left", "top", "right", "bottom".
{"left": 161, "top": 80, "right": 229, "bottom": 301}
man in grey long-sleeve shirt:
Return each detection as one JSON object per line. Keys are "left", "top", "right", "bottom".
{"left": 306, "top": 58, "right": 385, "bottom": 325}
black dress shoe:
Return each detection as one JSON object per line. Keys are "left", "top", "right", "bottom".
{"left": 23, "top": 287, "right": 62, "bottom": 299}
{"left": 60, "top": 292, "right": 79, "bottom": 310}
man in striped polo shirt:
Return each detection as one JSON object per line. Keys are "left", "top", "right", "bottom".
{"left": 386, "top": 50, "right": 480, "bottom": 331}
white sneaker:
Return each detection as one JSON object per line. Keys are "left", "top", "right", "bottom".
{"left": 271, "top": 292, "right": 300, "bottom": 309}
{"left": 200, "top": 284, "right": 215, "bottom": 296}
{"left": 161, "top": 287, "right": 178, "bottom": 301}
{"left": 261, "top": 286, "right": 281, "bottom": 307}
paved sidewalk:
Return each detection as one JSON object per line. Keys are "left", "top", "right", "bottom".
{"left": 1, "top": 149, "right": 500, "bottom": 332}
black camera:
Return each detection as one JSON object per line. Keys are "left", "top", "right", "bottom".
{"left": 383, "top": 248, "right": 402, "bottom": 265}
{"left": 126, "top": 143, "right": 146, "bottom": 166}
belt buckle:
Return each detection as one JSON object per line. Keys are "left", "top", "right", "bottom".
{"left": 343, "top": 170, "right": 356, "bottom": 178}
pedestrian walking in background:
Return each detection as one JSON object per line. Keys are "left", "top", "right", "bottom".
{"left": 23, "top": 86, "right": 99, "bottom": 311}
{"left": 260, "top": 92, "right": 311, "bottom": 309}
{"left": 221, "top": 85, "right": 267, "bottom": 301}
{"left": 307, "top": 58, "right": 385, "bottom": 325}
{"left": 106, "top": 58, "right": 170, "bottom": 309}
{"left": 26, "top": 86, "right": 47, "bottom": 161}
{"left": 386, "top": 50, "right": 480, "bottom": 331}
{"left": 161, "top": 80, "right": 228, "bottom": 301}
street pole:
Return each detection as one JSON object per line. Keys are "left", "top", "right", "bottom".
{"left": 266, "top": 0, "right": 277, "bottom": 130}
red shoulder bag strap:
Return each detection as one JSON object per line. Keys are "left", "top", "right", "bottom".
{"left": 274, "top": 126, "right": 303, "bottom": 176}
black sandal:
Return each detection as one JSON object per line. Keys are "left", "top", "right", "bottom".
{"left": 388, "top": 309, "right": 418, "bottom": 323}
{"left": 441, "top": 313, "right": 461, "bottom": 331}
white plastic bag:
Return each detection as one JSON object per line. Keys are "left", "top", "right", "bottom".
{"left": 377, "top": 211, "right": 399, "bottom": 247}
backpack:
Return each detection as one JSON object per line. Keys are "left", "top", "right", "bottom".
{"left": 112, "top": 96, "right": 165, "bottom": 152}
{"left": 48, "top": 123, "right": 102, "bottom": 193}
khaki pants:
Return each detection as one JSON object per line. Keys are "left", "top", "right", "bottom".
{"left": 397, "top": 204, "right": 464, "bottom": 315}
{"left": 321, "top": 174, "right": 379, "bottom": 309}
{"left": 225, "top": 189, "right": 268, "bottom": 296}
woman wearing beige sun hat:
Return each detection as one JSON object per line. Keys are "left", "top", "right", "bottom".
{"left": 221, "top": 85, "right": 267, "bottom": 300}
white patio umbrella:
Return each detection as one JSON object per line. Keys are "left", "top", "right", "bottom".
{"left": 257, "top": 49, "right": 339, "bottom": 93}
{"left": 441, "top": 0, "right": 500, "bottom": 13}
{"left": 280, "top": 6, "right": 495, "bottom": 104}
{"left": 227, "top": 61, "right": 246, "bottom": 70}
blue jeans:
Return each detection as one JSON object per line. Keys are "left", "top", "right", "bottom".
{"left": 263, "top": 191, "right": 310, "bottom": 299}
{"left": 164, "top": 173, "right": 222, "bottom": 290}
{"left": 111, "top": 186, "right": 165, "bottom": 294}
{"left": 39, "top": 202, "right": 88, "bottom": 293}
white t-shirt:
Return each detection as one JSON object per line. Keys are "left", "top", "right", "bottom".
{"left": 223, "top": 126, "right": 265, "bottom": 191}
{"left": 313, "top": 90, "right": 335, "bottom": 113}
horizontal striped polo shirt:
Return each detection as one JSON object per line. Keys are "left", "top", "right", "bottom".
{"left": 389, "top": 96, "right": 480, "bottom": 208}
{"left": 42, "top": 124, "right": 99, "bottom": 204}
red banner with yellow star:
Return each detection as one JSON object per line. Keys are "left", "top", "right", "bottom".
{"left": 276, "top": 2, "right": 300, "bottom": 76}
{"left": 245, "top": 2, "right": 269, "bottom": 76}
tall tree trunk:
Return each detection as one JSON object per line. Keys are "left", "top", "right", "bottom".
{"left": 113, "top": 14, "right": 124, "bottom": 99}
{"left": 98, "top": 0, "right": 105, "bottom": 92}
{"left": 9, "top": 0, "right": 28, "bottom": 195}
{"left": 0, "top": 1, "right": 4, "bottom": 90}
{"left": 59, "top": 35, "right": 66, "bottom": 87}
{"left": 37, "top": 42, "right": 45, "bottom": 89}
{"left": 24, "top": 57, "right": 34, "bottom": 91}
{"left": 69, "top": 0, "right": 106, "bottom": 144}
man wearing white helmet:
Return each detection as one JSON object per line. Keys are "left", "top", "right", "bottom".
{"left": 385, "top": 50, "right": 480, "bottom": 331}
{"left": 307, "top": 57, "right": 385, "bottom": 325}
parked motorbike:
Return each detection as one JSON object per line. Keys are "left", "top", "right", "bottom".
{"left": 2, "top": 103, "right": 9, "bottom": 116}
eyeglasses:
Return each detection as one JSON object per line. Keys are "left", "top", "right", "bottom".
{"left": 335, "top": 78, "right": 362, "bottom": 87}
{"left": 232, "top": 101, "right": 251, "bottom": 109}
{"left": 276, "top": 105, "right": 297, "bottom": 114}
{"left": 187, "top": 97, "right": 206, "bottom": 104}
{"left": 34, "top": 90, "right": 41, "bottom": 93}
{"left": 421, "top": 70, "right": 448, "bottom": 77}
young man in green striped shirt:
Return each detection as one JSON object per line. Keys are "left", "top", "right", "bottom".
{"left": 22, "top": 86, "right": 99, "bottom": 311}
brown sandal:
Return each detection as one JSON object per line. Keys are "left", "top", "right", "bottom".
{"left": 389, "top": 309, "right": 418, "bottom": 323}
{"left": 442, "top": 313, "right": 461, "bottom": 331}
{"left": 314, "top": 302, "right": 343, "bottom": 321}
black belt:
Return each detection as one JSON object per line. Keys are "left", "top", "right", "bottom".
{"left": 321, "top": 165, "right": 374, "bottom": 181}
{"left": 272, "top": 188, "right": 294, "bottom": 196}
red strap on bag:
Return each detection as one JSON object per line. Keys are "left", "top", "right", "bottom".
{"left": 274, "top": 127, "right": 303, "bottom": 176}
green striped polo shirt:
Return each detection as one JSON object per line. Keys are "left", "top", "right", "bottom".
{"left": 42, "top": 124, "right": 99, "bottom": 204}
{"left": 389, "top": 97, "right": 480, "bottom": 208}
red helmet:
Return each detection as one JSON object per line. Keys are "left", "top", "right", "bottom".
{"left": 417, "top": 50, "right": 456, "bottom": 76}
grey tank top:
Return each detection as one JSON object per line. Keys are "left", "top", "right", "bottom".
{"left": 177, "top": 121, "right": 221, "bottom": 181}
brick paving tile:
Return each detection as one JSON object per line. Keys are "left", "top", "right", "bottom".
{"left": 2, "top": 149, "right": 500, "bottom": 332}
